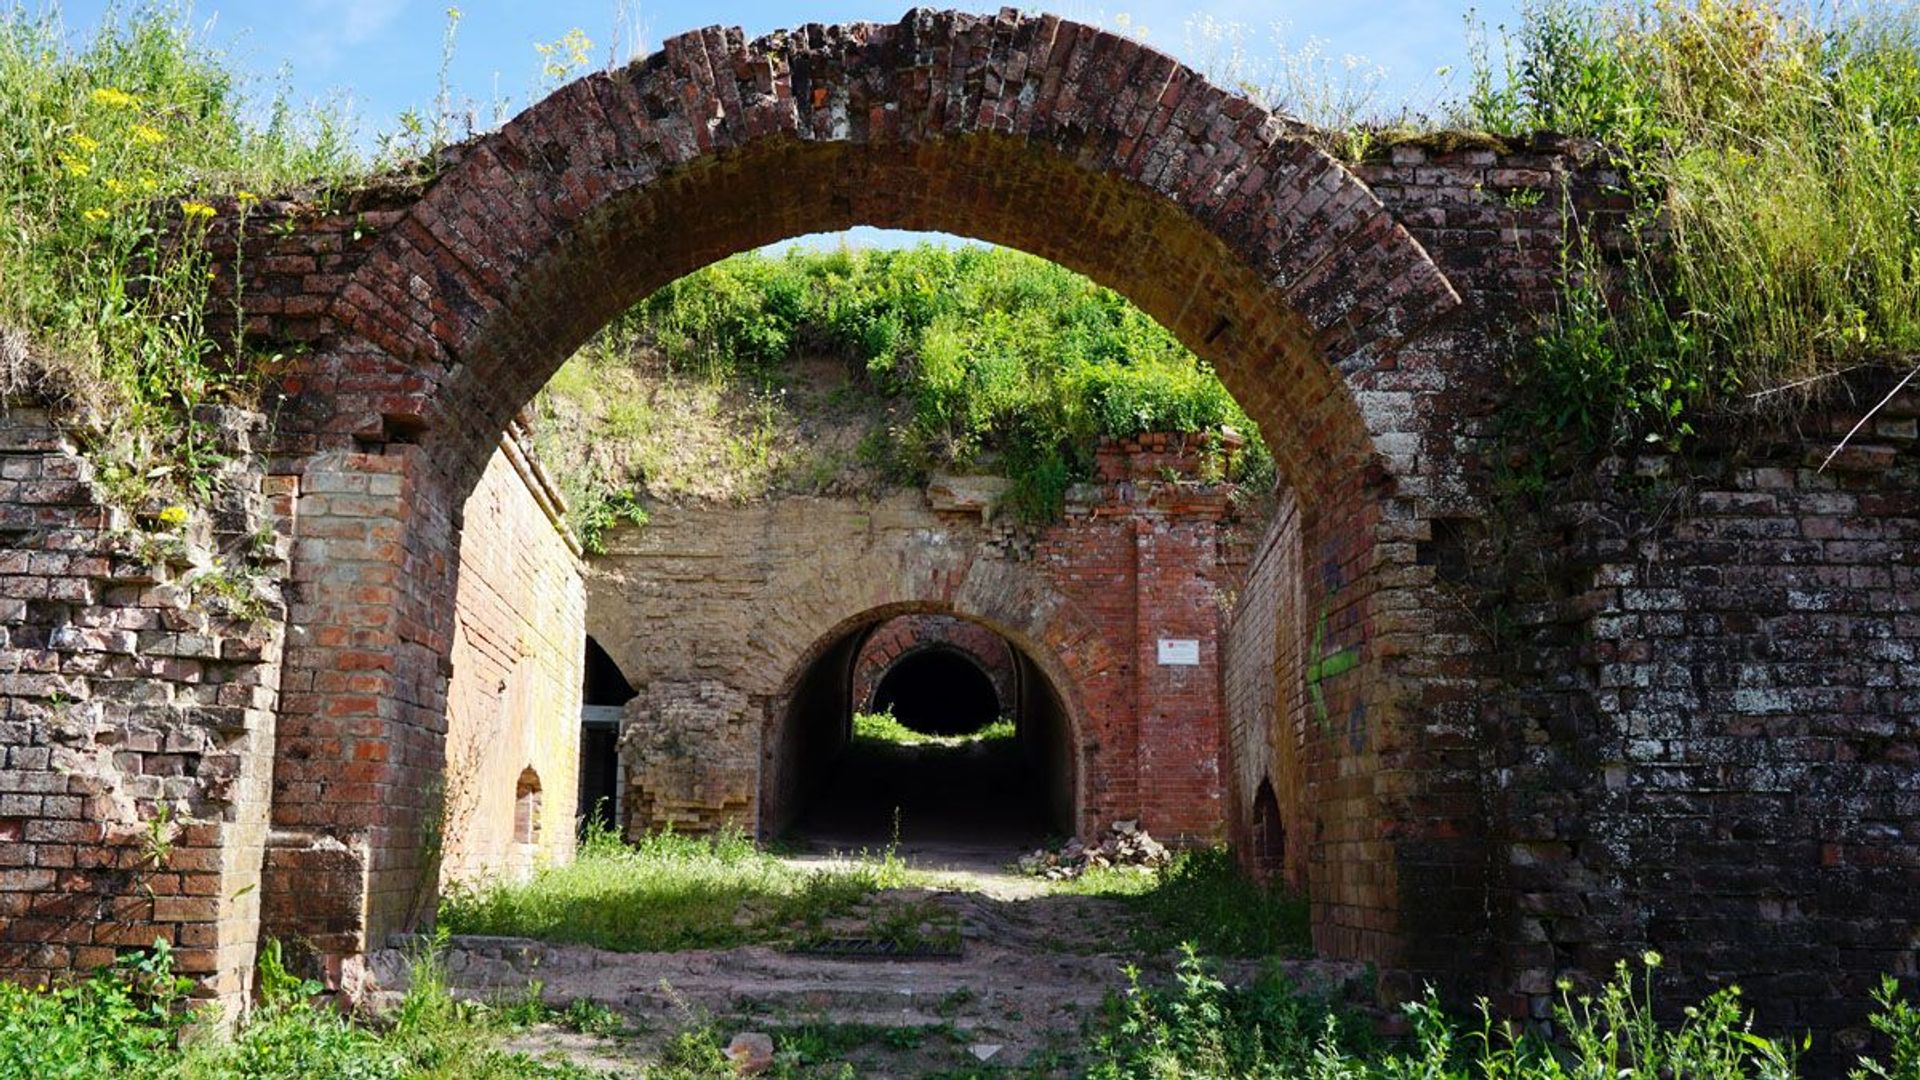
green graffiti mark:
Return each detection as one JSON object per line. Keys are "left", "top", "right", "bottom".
{"left": 1305, "top": 606, "right": 1359, "bottom": 729}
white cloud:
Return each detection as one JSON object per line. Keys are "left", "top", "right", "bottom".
{"left": 295, "top": 0, "right": 407, "bottom": 66}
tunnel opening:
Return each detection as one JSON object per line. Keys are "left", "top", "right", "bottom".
{"left": 578, "top": 635, "right": 636, "bottom": 838}
{"left": 870, "top": 648, "right": 1002, "bottom": 736}
{"left": 767, "top": 614, "right": 1075, "bottom": 861}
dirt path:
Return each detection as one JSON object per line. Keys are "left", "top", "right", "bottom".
{"left": 428, "top": 874, "right": 1364, "bottom": 1077}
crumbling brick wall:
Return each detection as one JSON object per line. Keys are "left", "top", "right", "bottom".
{"left": 0, "top": 399, "right": 287, "bottom": 1011}
{"left": 619, "top": 680, "right": 755, "bottom": 836}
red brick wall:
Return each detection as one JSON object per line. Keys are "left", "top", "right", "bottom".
{"left": 0, "top": 402, "right": 287, "bottom": 1011}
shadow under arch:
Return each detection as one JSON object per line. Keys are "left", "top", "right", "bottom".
{"left": 762, "top": 602, "right": 1084, "bottom": 849}
{"left": 868, "top": 645, "right": 1003, "bottom": 735}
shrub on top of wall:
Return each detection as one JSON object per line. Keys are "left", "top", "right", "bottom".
{"left": 0, "top": 7, "right": 361, "bottom": 508}
{"left": 1455, "top": 1, "right": 1920, "bottom": 453}
{"left": 533, "top": 244, "right": 1275, "bottom": 539}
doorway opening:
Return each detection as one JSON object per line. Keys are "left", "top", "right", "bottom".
{"left": 578, "top": 635, "right": 636, "bottom": 837}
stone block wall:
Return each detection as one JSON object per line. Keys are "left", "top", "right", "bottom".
{"left": 440, "top": 419, "right": 585, "bottom": 886}
{"left": 0, "top": 400, "right": 287, "bottom": 1010}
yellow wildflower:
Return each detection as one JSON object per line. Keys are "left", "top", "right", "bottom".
{"left": 235, "top": 190, "right": 260, "bottom": 204}
{"left": 156, "top": 505, "right": 190, "bottom": 528}
{"left": 82, "top": 208, "right": 109, "bottom": 223}
{"left": 131, "top": 123, "right": 166, "bottom": 146}
{"left": 58, "top": 154, "right": 90, "bottom": 178}
{"left": 104, "top": 178, "right": 128, "bottom": 195}
{"left": 68, "top": 133, "right": 100, "bottom": 154}
{"left": 180, "top": 201, "right": 216, "bottom": 220}
{"left": 89, "top": 87, "right": 139, "bottom": 109}
{"left": 139, "top": 174, "right": 159, "bottom": 192}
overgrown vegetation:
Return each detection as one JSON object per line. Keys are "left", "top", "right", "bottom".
{"left": 1089, "top": 950, "right": 1920, "bottom": 1080}
{"left": 852, "top": 707, "right": 1016, "bottom": 746}
{"left": 11, "top": 935, "right": 1915, "bottom": 1078}
{"left": 0, "top": 937, "right": 612, "bottom": 1079}
{"left": 1455, "top": 1, "right": 1920, "bottom": 454}
{"left": 0, "top": 6, "right": 360, "bottom": 506}
{"left": 533, "top": 245, "right": 1274, "bottom": 545}
{"left": 438, "top": 822, "right": 908, "bottom": 953}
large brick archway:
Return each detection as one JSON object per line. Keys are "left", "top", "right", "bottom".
{"left": 261, "top": 9, "right": 1470, "bottom": 998}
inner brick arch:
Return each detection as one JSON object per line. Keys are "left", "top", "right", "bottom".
{"left": 763, "top": 600, "right": 1089, "bottom": 841}
{"left": 853, "top": 614, "right": 1021, "bottom": 722}
{"left": 264, "top": 8, "right": 1472, "bottom": 998}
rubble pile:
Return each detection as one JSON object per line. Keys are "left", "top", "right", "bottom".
{"left": 1017, "top": 819, "right": 1170, "bottom": 879}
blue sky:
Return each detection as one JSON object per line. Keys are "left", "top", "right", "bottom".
{"left": 55, "top": 1, "right": 1520, "bottom": 139}
{"left": 54, "top": 1, "right": 1522, "bottom": 250}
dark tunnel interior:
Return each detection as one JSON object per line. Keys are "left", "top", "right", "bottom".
{"left": 764, "top": 617, "right": 1076, "bottom": 858}
{"left": 871, "top": 648, "right": 1002, "bottom": 736}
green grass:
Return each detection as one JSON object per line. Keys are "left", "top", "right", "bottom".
{"left": 0, "top": 938, "right": 618, "bottom": 1080}
{"left": 1050, "top": 847, "right": 1312, "bottom": 960}
{"left": 852, "top": 708, "right": 1017, "bottom": 747}
{"left": 438, "top": 824, "right": 908, "bottom": 953}
{"left": 1456, "top": 1, "right": 1920, "bottom": 451}
{"left": 1089, "top": 950, "right": 1920, "bottom": 1080}
{"left": 533, "top": 244, "right": 1276, "bottom": 546}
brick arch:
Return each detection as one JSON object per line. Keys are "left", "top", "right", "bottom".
{"left": 266, "top": 8, "right": 1471, "bottom": 1000}
{"left": 303, "top": 8, "right": 1456, "bottom": 502}
{"left": 762, "top": 594, "right": 1097, "bottom": 840}
{"left": 852, "top": 615, "right": 1019, "bottom": 717}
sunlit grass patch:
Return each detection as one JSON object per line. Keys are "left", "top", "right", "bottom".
{"left": 1049, "top": 846, "right": 1311, "bottom": 959}
{"left": 851, "top": 707, "right": 1016, "bottom": 746}
{"left": 438, "top": 824, "right": 902, "bottom": 953}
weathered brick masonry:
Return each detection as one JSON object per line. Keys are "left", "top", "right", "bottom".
{"left": 0, "top": 9, "right": 1909, "bottom": 1062}
{"left": 850, "top": 614, "right": 1019, "bottom": 717}
{"left": 0, "top": 402, "right": 288, "bottom": 1006}
{"left": 588, "top": 436, "right": 1246, "bottom": 841}
{"left": 437, "top": 418, "right": 585, "bottom": 886}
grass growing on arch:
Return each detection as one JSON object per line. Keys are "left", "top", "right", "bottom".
{"left": 437, "top": 823, "right": 905, "bottom": 953}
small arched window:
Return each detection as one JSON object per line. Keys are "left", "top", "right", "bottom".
{"left": 514, "top": 768, "right": 543, "bottom": 845}
{"left": 1250, "top": 777, "right": 1284, "bottom": 880}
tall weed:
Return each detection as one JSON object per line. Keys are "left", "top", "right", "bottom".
{"left": 0, "top": 6, "right": 360, "bottom": 503}
{"left": 1461, "top": 2, "right": 1920, "bottom": 448}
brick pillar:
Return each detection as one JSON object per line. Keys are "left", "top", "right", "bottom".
{"left": 263, "top": 446, "right": 457, "bottom": 989}
{"left": 1131, "top": 513, "right": 1229, "bottom": 841}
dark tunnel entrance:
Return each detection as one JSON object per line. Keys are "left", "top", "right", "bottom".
{"left": 765, "top": 614, "right": 1076, "bottom": 860}
{"left": 871, "top": 648, "right": 1001, "bottom": 736}
{"left": 578, "top": 635, "right": 636, "bottom": 837}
